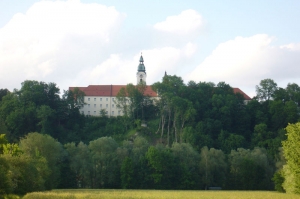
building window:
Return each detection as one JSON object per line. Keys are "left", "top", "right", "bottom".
{"left": 118, "top": 110, "right": 121, "bottom": 115}
{"left": 106, "top": 98, "right": 108, "bottom": 101}
{"left": 94, "top": 98, "right": 96, "bottom": 101}
{"left": 88, "top": 104, "right": 90, "bottom": 108}
{"left": 112, "top": 104, "right": 114, "bottom": 108}
{"left": 106, "top": 104, "right": 108, "bottom": 108}
{"left": 88, "top": 111, "right": 90, "bottom": 115}
{"left": 106, "top": 111, "right": 108, "bottom": 114}
{"left": 88, "top": 98, "right": 90, "bottom": 101}
{"left": 112, "top": 111, "right": 114, "bottom": 115}
{"left": 100, "top": 98, "right": 102, "bottom": 101}
{"left": 112, "top": 98, "right": 114, "bottom": 101}
{"left": 100, "top": 104, "right": 102, "bottom": 108}
{"left": 94, "top": 104, "right": 96, "bottom": 108}
{"left": 81, "top": 111, "right": 84, "bottom": 114}
{"left": 94, "top": 111, "right": 96, "bottom": 114}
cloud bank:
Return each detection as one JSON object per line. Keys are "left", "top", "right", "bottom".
{"left": 0, "top": 0, "right": 125, "bottom": 91}
{"left": 1, "top": 1, "right": 300, "bottom": 100}
{"left": 186, "top": 34, "right": 300, "bottom": 97}
{"left": 154, "top": 9, "right": 204, "bottom": 35}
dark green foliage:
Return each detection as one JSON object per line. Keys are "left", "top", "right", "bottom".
{"left": 171, "top": 143, "right": 200, "bottom": 189}
{"left": 145, "top": 145, "right": 178, "bottom": 189}
{"left": 121, "top": 157, "right": 134, "bottom": 189}
{"left": 1, "top": 77, "right": 300, "bottom": 194}
{"left": 1, "top": 153, "right": 50, "bottom": 195}
{"left": 0, "top": 89, "right": 9, "bottom": 102}
{"left": 227, "top": 148, "right": 273, "bottom": 190}
{"left": 19, "top": 132, "right": 64, "bottom": 190}
{"left": 0, "top": 157, "right": 11, "bottom": 195}
{"left": 57, "top": 158, "right": 77, "bottom": 189}
{"left": 272, "top": 171, "right": 285, "bottom": 193}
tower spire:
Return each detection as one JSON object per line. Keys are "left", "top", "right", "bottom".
{"left": 136, "top": 52, "right": 147, "bottom": 84}
{"left": 138, "top": 53, "right": 145, "bottom": 72}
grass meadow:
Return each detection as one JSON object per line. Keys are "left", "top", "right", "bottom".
{"left": 21, "top": 189, "right": 300, "bottom": 199}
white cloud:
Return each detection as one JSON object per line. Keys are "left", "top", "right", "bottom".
{"left": 0, "top": 0, "right": 125, "bottom": 91}
{"left": 280, "top": 43, "right": 300, "bottom": 51}
{"left": 186, "top": 34, "right": 300, "bottom": 97}
{"left": 73, "top": 43, "right": 197, "bottom": 87}
{"left": 153, "top": 9, "right": 203, "bottom": 35}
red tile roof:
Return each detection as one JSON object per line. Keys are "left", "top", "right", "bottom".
{"left": 69, "top": 85, "right": 158, "bottom": 97}
{"left": 69, "top": 85, "right": 250, "bottom": 100}
{"left": 233, "top": 88, "right": 251, "bottom": 100}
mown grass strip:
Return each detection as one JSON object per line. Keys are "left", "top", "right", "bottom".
{"left": 22, "top": 190, "right": 300, "bottom": 199}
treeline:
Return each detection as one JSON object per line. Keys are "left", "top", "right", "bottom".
{"left": 0, "top": 81, "right": 128, "bottom": 144}
{"left": 0, "top": 76, "right": 300, "bottom": 194}
{"left": 0, "top": 132, "right": 274, "bottom": 194}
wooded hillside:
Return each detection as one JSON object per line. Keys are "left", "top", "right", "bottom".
{"left": 1, "top": 76, "right": 300, "bottom": 195}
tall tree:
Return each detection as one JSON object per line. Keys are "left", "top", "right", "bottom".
{"left": 89, "top": 137, "right": 119, "bottom": 188}
{"left": 0, "top": 89, "right": 9, "bottom": 102}
{"left": 171, "top": 143, "right": 199, "bottom": 189}
{"left": 227, "top": 147, "right": 272, "bottom": 190}
{"left": 145, "top": 145, "right": 176, "bottom": 189}
{"left": 64, "top": 141, "right": 92, "bottom": 188}
{"left": 256, "top": 79, "right": 278, "bottom": 101}
{"left": 282, "top": 122, "right": 300, "bottom": 194}
{"left": 199, "top": 146, "right": 227, "bottom": 189}
{"left": 19, "top": 132, "right": 64, "bottom": 190}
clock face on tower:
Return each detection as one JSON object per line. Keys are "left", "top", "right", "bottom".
{"left": 140, "top": 74, "right": 143, "bottom": 78}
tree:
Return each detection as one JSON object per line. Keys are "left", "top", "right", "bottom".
{"left": 152, "top": 75, "right": 188, "bottom": 145}
{"left": 199, "top": 147, "right": 226, "bottom": 189}
{"left": 37, "top": 105, "right": 55, "bottom": 134}
{"left": 282, "top": 122, "right": 300, "bottom": 194}
{"left": 120, "top": 157, "right": 134, "bottom": 189}
{"left": 272, "top": 170, "right": 285, "bottom": 192}
{"left": 2, "top": 153, "right": 49, "bottom": 194}
{"left": 0, "top": 81, "right": 68, "bottom": 141}
{"left": 0, "top": 156, "right": 11, "bottom": 195}
{"left": 145, "top": 145, "right": 176, "bottom": 189}
{"left": 89, "top": 137, "right": 119, "bottom": 188}
{"left": 171, "top": 143, "right": 199, "bottom": 189}
{"left": 64, "top": 141, "right": 92, "bottom": 188}
{"left": 227, "top": 147, "right": 273, "bottom": 190}
{"left": 19, "top": 132, "right": 64, "bottom": 190}
{"left": 286, "top": 83, "right": 300, "bottom": 105}
{"left": 0, "top": 134, "right": 8, "bottom": 154}
{"left": 115, "top": 83, "right": 151, "bottom": 123}
{"left": 63, "top": 87, "right": 85, "bottom": 110}
{"left": 218, "top": 131, "right": 245, "bottom": 153}
{"left": 172, "top": 97, "right": 196, "bottom": 143}
{"left": 256, "top": 79, "right": 278, "bottom": 101}
{"left": 0, "top": 89, "right": 9, "bottom": 101}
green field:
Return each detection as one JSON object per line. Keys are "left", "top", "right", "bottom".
{"left": 21, "top": 189, "right": 300, "bottom": 199}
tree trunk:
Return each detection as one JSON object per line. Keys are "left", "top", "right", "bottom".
{"left": 161, "top": 114, "right": 166, "bottom": 139}
{"left": 180, "top": 118, "right": 185, "bottom": 143}
{"left": 155, "top": 115, "right": 161, "bottom": 134}
{"left": 173, "top": 113, "right": 177, "bottom": 143}
{"left": 167, "top": 108, "right": 171, "bottom": 146}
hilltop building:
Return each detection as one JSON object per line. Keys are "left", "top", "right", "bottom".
{"left": 69, "top": 55, "right": 157, "bottom": 117}
{"left": 69, "top": 54, "right": 251, "bottom": 117}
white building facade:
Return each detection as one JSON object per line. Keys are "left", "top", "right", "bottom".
{"left": 81, "top": 95, "right": 120, "bottom": 116}
{"left": 69, "top": 55, "right": 251, "bottom": 117}
{"left": 69, "top": 55, "right": 158, "bottom": 117}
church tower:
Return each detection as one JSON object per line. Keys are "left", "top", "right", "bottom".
{"left": 136, "top": 54, "right": 147, "bottom": 84}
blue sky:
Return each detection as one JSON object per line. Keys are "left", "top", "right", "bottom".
{"left": 1, "top": 0, "right": 300, "bottom": 97}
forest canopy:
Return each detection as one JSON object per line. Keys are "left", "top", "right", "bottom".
{"left": 1, "top": 76, "right": 300, "bottom": 195}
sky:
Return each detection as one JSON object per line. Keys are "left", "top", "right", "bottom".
{"left": 1, "top": 0, "right": 300, "bottom": 97}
